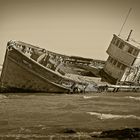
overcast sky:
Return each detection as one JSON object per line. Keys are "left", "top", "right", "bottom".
{"left": 0, "top": 0, "right": 140, "bottom": 64}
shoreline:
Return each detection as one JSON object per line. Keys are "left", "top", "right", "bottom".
{"left": 0, "top": 128, "right": 140, "bottom": 139}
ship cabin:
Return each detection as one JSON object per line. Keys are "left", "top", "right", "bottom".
{"left": 102, "top": 32, "right": 140, "bottom": 85}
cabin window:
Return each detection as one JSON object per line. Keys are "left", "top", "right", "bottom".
{"left": 108, "top": 56, "right": 113, "bottom": 62}
{"left": 121, "top": 64, "right": 126, "bottom": 70}
{"left": 117, "top": 62, "right": 121, "bottom": 68}
{"left": 128, "top": 47, "right": 133, "bottom": 54}
{"left": 119, "top": 42, "right": 124, "bottom": 49}
{"left": 108, "top": 57, "right": 111, "bottom": 62}
{"left": 110, "top": 58, "right": 113, "bottom": 63}
{"left": 113, "top": 60, "right": 117, "bottom": 65}
{"left": 116, "top": 40, "right": 120, "bottom": 46}
{"left": 108, "top": 57, "right": 113, "bottom": 63}
{"left": 133, "top": 49, "right": 139, "bottom": 56}
{"left": 112, "top": 37, "right": 116, "bottom": 44}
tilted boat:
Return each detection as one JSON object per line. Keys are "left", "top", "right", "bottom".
{"left": 0, "top": 40, "right": 99, "bottom": 93}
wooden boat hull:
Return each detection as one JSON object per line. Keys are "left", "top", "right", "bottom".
{"left": 0, "top": 46, "right": 71, "bottom": 93}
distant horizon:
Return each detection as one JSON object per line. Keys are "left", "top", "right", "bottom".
{"left": 0, "top": 0, "right": 140, "bottom": 64}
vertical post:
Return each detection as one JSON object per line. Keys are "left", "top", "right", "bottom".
{"left": 126, "top": 29, "right": 133, "bottom": 41}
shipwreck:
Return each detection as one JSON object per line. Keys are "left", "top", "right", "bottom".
{"left": 0, "top": 40, "right": 105, "bottom": 93}
{"left": 101, "top": 30, "right": 140, "bottom": 86}
{"left": 0, "top": 30, "right": 140, "bottom": 93}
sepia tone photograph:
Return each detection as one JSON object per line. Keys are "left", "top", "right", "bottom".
{"left": 0, "top": 0, "right": 140, "bottom": 139}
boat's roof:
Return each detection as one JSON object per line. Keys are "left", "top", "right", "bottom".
{"left": 114, "top": 34, "right": 140, "bottom": 49}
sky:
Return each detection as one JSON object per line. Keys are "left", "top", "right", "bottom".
{"left": 0, "top": 0, "right": 140, "bottom": 64}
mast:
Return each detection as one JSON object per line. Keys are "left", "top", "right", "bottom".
{"left": 118, "top": 8, "right": 132, "bottom": 36}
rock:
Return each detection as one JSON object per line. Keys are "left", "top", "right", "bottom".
{"left": 62, "top": 128, "right": 77, "bottom": 134}
{"left": 98, "top": 128, "right": 140, "bottom": 138}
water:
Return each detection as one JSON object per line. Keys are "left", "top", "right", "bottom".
{"left": 0, "top": 92, "right": 140, "bottom": 139}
